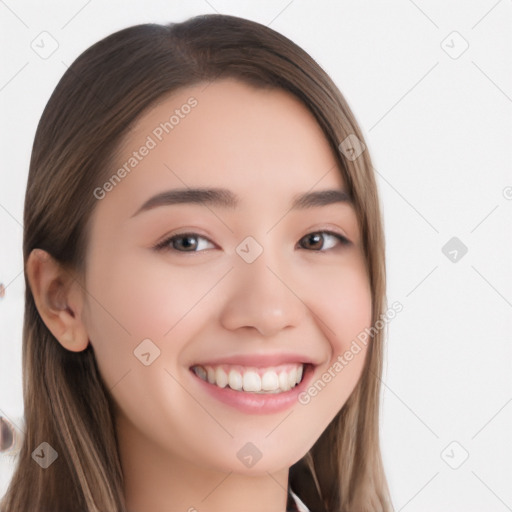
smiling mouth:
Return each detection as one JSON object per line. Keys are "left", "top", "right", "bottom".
{"left": 190, "top": 362, "right": 309, "bottom": 394}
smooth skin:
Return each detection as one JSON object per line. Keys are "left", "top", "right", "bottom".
{"left": 26, "top": 78, "right": 372, "bottom": 512}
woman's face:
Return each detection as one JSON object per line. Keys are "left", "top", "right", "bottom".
{"left": 82, "top": 78, "right": 372, "bottom": 475}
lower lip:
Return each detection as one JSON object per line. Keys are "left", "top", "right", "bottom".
{"left": 189, "top": 364, "right": 315, "bottom": 414}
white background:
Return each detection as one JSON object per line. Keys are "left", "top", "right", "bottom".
{"left": 1, "top": 1, "right": 511, "bottom": 510}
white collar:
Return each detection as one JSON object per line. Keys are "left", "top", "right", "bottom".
{"left": 289, "top": 489, "right": 311, "bottom": 512}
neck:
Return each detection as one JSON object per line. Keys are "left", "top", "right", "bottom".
{"left": 117, "top": 414, "right": 291, "bottom": 512}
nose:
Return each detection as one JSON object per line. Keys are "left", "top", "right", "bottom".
{"left": 219, "top": 249, "right": 305, "bottom": 337}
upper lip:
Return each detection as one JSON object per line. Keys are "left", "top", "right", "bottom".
{"left": 191, "top": 353, "right": 318, "bottom": 368}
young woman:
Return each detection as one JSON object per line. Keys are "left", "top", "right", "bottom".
{"left": 0, "top": 13, "right": 393, "bottom": 512}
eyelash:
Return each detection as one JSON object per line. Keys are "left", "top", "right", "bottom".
{"left": 153, "top": 230, "right": 351, "bottom": 253}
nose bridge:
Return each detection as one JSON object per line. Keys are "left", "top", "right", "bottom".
{"left": 219, "top": 239, "right": 304, "bottom": 336}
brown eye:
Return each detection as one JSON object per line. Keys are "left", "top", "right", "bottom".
{"left": 299, "top": 231, "right": 351, "bottom": 251}
{"left": 155, "top": 233, "right": 215, "bottom": 252}
{"left": 172, "top": 235, "right": 198, "bottom": 251}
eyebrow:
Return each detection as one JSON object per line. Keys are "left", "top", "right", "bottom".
{"left": 130, "top": 187, "right": 353, "bottom": 218}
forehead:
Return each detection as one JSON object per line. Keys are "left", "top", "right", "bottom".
{"left": 90, "top": 78, "right": 352, "bottom": 235}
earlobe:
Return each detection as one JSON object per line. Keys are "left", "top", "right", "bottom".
{"left": 26, "top": 248, "right": 89, "bottom": 352}
{"left": 59, "top": 329, "right": 90, "bottom": 353}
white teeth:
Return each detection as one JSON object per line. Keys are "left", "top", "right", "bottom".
{"left": 215, "top": 367, "right": 228, "bottom": 388}
{"left": 278, "top": 371, "right": 291, "bottom": 391}
{"left": 228, "top": 369, "right": 243, "bottom": 391}
{"left": 193, "top": 363, "right": 306, "bottom": 393}
{"left": 261, "top": 370, "right": 279, "bottom": 391}
{"left": 242, "top": 371, "right": 261, "bottom": 392}
{"left": 296, "top": 365, "right": 303, "bottom": 384}
{"left": 288, "top": 367, "right": 297, "bottom": 389}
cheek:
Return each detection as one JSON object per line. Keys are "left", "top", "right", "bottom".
{"left": 293, "top": 255, "right": 372, "bottom": 434}
{"left": 83, "top": 250, "right": 223, "bottom": 384}
{"left": 305, "top": 255, "right": 372, "bottom": 356}
{"left": 330, "top": 269, "right": 372, "bottom": 350}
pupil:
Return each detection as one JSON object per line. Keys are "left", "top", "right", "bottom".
{"left": 177, "top": 236, "right": 196, "bottom": 250}
{"left": 307, "top": 233, "right": 322, "bottom": 249}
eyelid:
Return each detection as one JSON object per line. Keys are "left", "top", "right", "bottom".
{"left": 309, "top": 224, "right": 351, "bottom": 243}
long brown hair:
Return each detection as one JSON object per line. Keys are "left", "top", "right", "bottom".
{"left": 1, "top": 13, "right": 392, "bottom": 512}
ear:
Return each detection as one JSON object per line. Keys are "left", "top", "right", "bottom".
{"left": 25, "top": 248, "right": 89, "bottom": 352}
